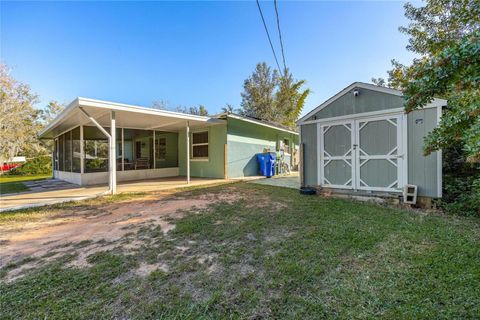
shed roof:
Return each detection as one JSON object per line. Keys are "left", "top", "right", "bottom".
{"left": 297, "top": 82, "right": 448, "bottom": 125}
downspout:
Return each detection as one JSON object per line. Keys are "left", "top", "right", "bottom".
{"left": 78, "top": 107, "right": 114, "bottom": 194}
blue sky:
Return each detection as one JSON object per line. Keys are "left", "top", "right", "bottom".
{"left": 1, "top": 1, "right": 416, "bottom": 115}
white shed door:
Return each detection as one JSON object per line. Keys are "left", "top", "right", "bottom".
{"left": 320, "top": 114, "right": 406, "bottom": 192}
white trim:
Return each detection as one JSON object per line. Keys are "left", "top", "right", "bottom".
{"left": 299, "top": 108, "right": 405, "bottom": 126}
{"left": 80, "top": 125, "right": 84, "bottom": 174}
{"left": 297, "top": 81, "right": 448, "bottom": 125}
{"left": 191, "top": 130, "right": 209, "bottom": 161}
{"left": 39, "top": 97, "right": 224, "bottom": 139}
{"left": 437, "top": 105, "right": 443, "bottom": 198}
{"left": 317, "top": 123, "right": 322, "bottom": 185}
{"left": 226, "top": 113, "right": 298, "bottom": 135}
{"left": 317, "top": 113, "right": 407, "bottom": 193}
{"left": 186, "top": 121, "right": 190, "bottom": 184}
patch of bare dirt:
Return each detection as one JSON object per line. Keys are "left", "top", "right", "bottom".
{"left": 0, "top": 187, "right": 255, "bottom": 282}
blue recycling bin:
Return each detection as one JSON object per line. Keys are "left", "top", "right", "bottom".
{"left": 257, "top": 152, "right": 276, "bottom": 177}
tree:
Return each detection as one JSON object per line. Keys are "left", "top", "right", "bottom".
{"left": 0, "top": 63, "right": 42, "bottom": 165}
{"left": 151, "top": 100, "right": 170, "bottom": 110}
{"left": 239, "top": 62, "right": 310, "bottom": 128}
{"left": 387, "top": 0, "right": 480, "bottom": 162}
{"left": 371, "top": 77, "right": 386, "bottom": 87}
{"left": 174, "top": 105, "right": 209, "bottom": 116}
{"left": 240, "top": 62, "right": 279, "bottom": 121}
{"left": 275, "top": 68, "right": 310, "bottom": 128}
{"left": 40, "top": 101, "right": 64, "bottom": 124}
{"left": 221, "top": 103, "right": 235, "bottom": 114}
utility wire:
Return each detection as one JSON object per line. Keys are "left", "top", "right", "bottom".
{"left": 256, "top": 0, "right": 283, "bottom": 76}
{"left": 274, "top": 0, "right": 287, "bottom": 73}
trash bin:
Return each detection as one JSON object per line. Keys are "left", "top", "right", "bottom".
{"left": 267, "top": 152, "right": 276, "bottom": 177}
{"left": 256, "top": 153, "right": 268, "bottom": 177}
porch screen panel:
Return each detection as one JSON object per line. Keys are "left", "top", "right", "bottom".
{"left": 72, "top": 127, "right": 81, "bottom": 173}
{"left": 116, "top": 128, "right": 122, "bottom": 171}
{"left": 64, "top": 131, "right": 72, "bottom": 172}
{"left": 83, "top": 126, "right": 109, "bottom": 173}
{"left": 123, "top": 129, "right": 153, "bottom": 170}
{"left": 155, "top": 131, "right": 178, "bottom": 168}
{"left": 58, "top": 134, "right": 64, "bottom": 171}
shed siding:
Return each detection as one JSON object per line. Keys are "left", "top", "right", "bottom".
{"left": 226, "top": 117, "right": 298, "bottom": 178}
{"left": 407, "top": 108, "right": 440, "bottom": 197}
{"left": 313, "top": 88, "right": 405, "bottom": 120}
{"left": 178, "top": 124, "right": 227, "bottom": 179}
{"left": 300, "top": 123, "right": 318, "bottom": 186}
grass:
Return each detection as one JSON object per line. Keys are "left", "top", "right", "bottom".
{"left": 0, "top": 183, "right": 479, "bottom": 319}
{"left": 0, "top": 174, "right": 51, "bottom": 195}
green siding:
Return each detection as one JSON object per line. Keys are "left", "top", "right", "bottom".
{"left": 408, "top": 108, "right": 440, "bottom": 197}
{"left": 300, "top": 123, "right": 318, "bottom": 186}
{"left": 313, "top": 88, "right": 405, "bottom": 120}
{"left": 178, "top": 124, "right": 227, "bottom": 179}
{"left": 226, "top": 117, "right": 299, "bottom": 178}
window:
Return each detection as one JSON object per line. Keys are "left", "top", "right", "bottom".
{"left": 280, "top": 138, "right": 290, "bottom": 154}
{"left": 155, "top": 137, "right": 167, "bottom": 160}
{"left": 192, "top": 131, "right": 208, "bottom": 159}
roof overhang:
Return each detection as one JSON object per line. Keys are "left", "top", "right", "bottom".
{"left": 215, "top": 113, "right": 298, "bottom": 135}
{"left": 39, "top": 97, "right": 225, "bottom": 139}
{"left": 296, "top": 82, "right": 448, "bottom": 125}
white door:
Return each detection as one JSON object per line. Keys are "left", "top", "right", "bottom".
{"left": 319, "top": 121, "right": 355, "bottom": 189}
{"left": 319, "top": 114, "right": 406, "bottom": 192}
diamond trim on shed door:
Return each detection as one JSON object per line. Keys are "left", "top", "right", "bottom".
{"left": 355, "top": 115, "right": 405, "bottom": 192}
{"left": 320, "top": 121, "right": 354, "bottom": 189}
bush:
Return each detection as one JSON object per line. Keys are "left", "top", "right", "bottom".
{"left": 440, "top": 175, "right": 480, "bottom": 217}
{"left": 438, "top": 145, "right": 480, "bottom": 217}
{"left": 7, "top": 156, "right": 52, "bottom": 176}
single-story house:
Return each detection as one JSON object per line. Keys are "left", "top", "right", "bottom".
{"left": 297, "top": 82, "right": 446, "bottom": 200}
{"left": 39, "top": 97, "right": 299, "bottom": 193}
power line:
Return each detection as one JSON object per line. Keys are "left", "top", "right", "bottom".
{"left": 274, "top": 0, "right": 287, "bottom": 73}
{"left": 255, "top": 0, "right": 283, "bottom": 76}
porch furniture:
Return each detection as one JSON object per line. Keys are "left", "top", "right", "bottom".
{"left": 134, "top": 157, "right": 150, "bottom": 170}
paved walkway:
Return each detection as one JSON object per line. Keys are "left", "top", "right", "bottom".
{"left": 250, "top": 173, "right": 300, "bottom": 189}
{"left": 0, "top": 177, "right": 226, "bottom": 212}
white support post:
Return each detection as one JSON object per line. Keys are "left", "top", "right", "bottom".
{"left": 110, "top": 111, "right": 117, "bottom": 194}
{"left": 186, "top": 121, "right": 190, "bottom": 184}
{"left": 153, "top": 130, "right": 156, "bottom": 169}
{"left": 78, "top": 106, "right": 113, "bottom": 194}
{"left": 80, "top": 125, "right": 84, "bottom": 174}
{"left": 121, "top": 128, "right": 124, "bottom": 171}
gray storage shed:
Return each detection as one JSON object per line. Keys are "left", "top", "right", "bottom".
{"left": 297, "top": 82, "right": 446, "bottom": 199}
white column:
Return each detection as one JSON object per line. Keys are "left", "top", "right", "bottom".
{"left": 186, "top": 121, "right": 190, "bottom": 184}
{"left": 80, "top": 125, "right": 84, "bottom": 174}
{"left": 121, "top": 128, "right": 124, "bottom": 171}
{"left": 153, "top": 130, "right": 156, "bottom": 169}
{"left": 110, "top": 111, "right": 117, "bottom": 194}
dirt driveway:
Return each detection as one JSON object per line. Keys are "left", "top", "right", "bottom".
{"left": 0, "top": 184, "right": 245, "bottom": 282}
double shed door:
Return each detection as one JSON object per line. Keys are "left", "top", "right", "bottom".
{"left": 319, "top": 114, "right": 406, "bottom": 192}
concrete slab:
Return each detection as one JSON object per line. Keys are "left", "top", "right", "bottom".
{"left": 250, "top": 172, "right": 300, "bottom": 189}
{"left": 0, "top": 177, "right": 228, "bottom": 212}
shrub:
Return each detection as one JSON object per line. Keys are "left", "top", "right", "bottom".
{"left": 438, "top": 145, "right": 480, "bottom": 217}
{"left": 7, "top": 156, "right": 52, "bottom": 176}
{"left": 440, "top": 175, "right": 480, "bottom": 217}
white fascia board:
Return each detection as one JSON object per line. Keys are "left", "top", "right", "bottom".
{"left": 227, "top": 114, "right": 298, "bottom": 135}
{"left": 77, "top": 97, "right": 212, "bottom": 122}
{"left": 39, "top": 97, "right": 225, "bottom": 139}
{"left": 38, "top": 98, "right": 80, "bottom": 138}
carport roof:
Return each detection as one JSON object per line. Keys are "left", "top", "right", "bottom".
{"left": 39, "top": 97, "right": 225, "bottom": 139}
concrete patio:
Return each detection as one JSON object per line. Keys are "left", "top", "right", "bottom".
{"left": 0, "top": 177, "right": 227, "bottom": 212}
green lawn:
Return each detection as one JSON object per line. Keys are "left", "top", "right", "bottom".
{"left": 0, "top": 174, "right": 51, "bottom": 195}
{"left": 0, "top": 183, "right": 479, "bottom": 319}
